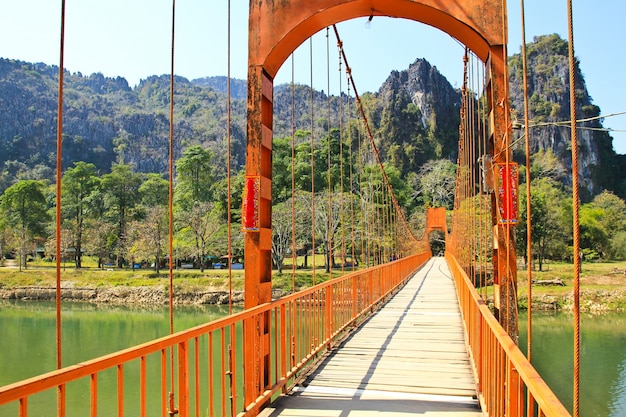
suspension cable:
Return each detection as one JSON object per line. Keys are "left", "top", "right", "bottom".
{"left": 227, "top": 0, "right": 233, "bottom": 314}
{"left": 291, "top": 53, "right": 297, "bottom": 292}
{"left": 326, "top": 27, "right": 333, "bottom": 278}
{"left": 501, "top": 0, "right": 517, "bottom": 339}
{"left": 309, "top": 37, "right": 316, "bottom": 284}
{"left": 467, "top": 50, "right": 477, "bottom": 281}
{"left": 332, "top": 25, "right": 418, "bottom": 247}
{"left": 55, "top": 2, "right": 66, "bottom": 415}
{"left": 347, "top": 68, "right": 356, "bottom": 271}
{"left": 168, "top": 0, "right": 177, "bottom": 413}
{"left": 479, "top": 56, "right": 489, "bottom": 302}
{"left": 357, "top": 113, "right": 367, "bottom": 266}
{"left": 338, "top": 37, "right": 346, "bottom": 273}
{"left": 519, "top": 0, "right": 534, "bottom": 362}
{"left": 458, "top": 49, "right": 468, "bottom": 270}
{"left": 475, "top": 52, "right": 485, "bottom": 299}
{"left": 566, "top": 1, "right": 581, "bottom": 415}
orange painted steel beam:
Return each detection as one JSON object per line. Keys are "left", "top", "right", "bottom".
{"left": 446, "top": 252, "right": 570, "bottom": 417}
{"left": 245, "top": 0, "right": 516, "bottom": 412}
{"left": 139, "top": 357, "right": 146, "bottom": 417}
{"left": 425, "top": 206, "right": 448, "bottom": 236}
{"left": 486, "top": 46, "right": 519, "bottom": 339}
{"left": 248, "top": 0, "right": 506, "bottom": 79}
{"left": 245, "top": 0, "right": 513, "bottom": 304}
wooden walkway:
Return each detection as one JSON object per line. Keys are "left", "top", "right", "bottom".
{"left": 260, "top": 257, "right": 482, "bottom": 416}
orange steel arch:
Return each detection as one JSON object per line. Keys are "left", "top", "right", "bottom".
{"left": 243, "top": 0, "right": 516, "bottom": 410}
{"left": 244, "top": 0, "right": 513, "bottom": 309}
{"left": 244, "top": 0, "right": 511, "bottom": 305}
{"left": 425, "top": 207, "right": 448, "bottom": 236}
{"left": 249, "top": 0, "right": 506, "bottom": 78}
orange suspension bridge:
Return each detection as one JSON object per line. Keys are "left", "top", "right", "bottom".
{"left": 0, "top": 1, "right": 587, "bottom": 416}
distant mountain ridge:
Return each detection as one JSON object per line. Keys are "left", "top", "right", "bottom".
{"left": 192, "top": 76, "right": 247, "bottom": 100}
{"left": 0, "top": 33, "right": 624, "bottom": 199}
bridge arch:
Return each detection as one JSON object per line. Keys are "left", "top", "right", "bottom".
{"left": 244, "top": 0, "right": 511, "bottom": 307}
{"left": 249, "top": 0, "right": 506, "bottom": 79}
{"left": 243, "top": 1, "right": 516, "bottom": 406}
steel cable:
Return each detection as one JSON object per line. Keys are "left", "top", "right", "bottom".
{"left": 566, "top": 1, "right": 581, "bottom": 415}
{"left": 55, "top": 1, "right": 67, "bottom": 415}
{"left": 167, "top": 0, "right": 176, "bottom": 413}
{"left": 520, "top": 0, "right": 534, "bottom": 363}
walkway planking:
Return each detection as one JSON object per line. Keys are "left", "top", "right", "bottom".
{"left": 260, "top": 257, "right": 482, "bottom": 417}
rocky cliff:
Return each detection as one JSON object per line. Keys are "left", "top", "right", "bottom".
{"left": 1, "top": 34, "right": 624, "bottom": 199}
{"left": 508, "top": 34, "right": 624, "bottom": 199}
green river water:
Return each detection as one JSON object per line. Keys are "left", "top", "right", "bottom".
{"left": 0, "top": 301, "right": 624, "bottom": 416}
{"left": 519, "top": 311, "right": 626, "bottom": 417}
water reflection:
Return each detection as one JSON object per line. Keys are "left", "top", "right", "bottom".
{"left": 3, "top": 302, "right": 626, "bottom": 416}
{"left": 519, "top": 311, "right": 626, "bottom": 417}
{"left": 0, "top": 300, "right": 239, "bottom": 385}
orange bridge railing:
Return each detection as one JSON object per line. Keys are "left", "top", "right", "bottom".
{"left": 0, "top": 252, "right": 430, "bottom": 417}
{"left": 446, "top": 252, "right": 571, "bottom": 417}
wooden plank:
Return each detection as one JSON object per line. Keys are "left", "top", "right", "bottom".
{"left": 260, "top": 258, "right": 483, "bottom": 417}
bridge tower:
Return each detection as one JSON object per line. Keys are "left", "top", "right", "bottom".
{"left": 243, "top": 0, "right": 518, "bottom": 409}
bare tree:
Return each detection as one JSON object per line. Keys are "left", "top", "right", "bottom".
{"left": 83, "top": 218, "right": 115, "bottom": 269}
{"left": 131, "top": 206, "right": 168, "bottom": 273}
{"left": 314, "top": 192, "right": 344, "bottom": 273}
{"left": 271, "top": 202, "right": 292, "bottom": 275}
{"left": 181, "top": 202, "right": 224, "bottom": 272}
{"left": 411, "top": 159, "right": 456, "bottom": 209}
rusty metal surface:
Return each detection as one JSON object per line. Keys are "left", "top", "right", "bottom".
{"left": 248, "top": 0, "right": 507, "bottom": 78}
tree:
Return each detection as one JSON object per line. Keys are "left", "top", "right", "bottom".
{"left": 579, "top": 205, "right": 608, "bottom": 260}
{"left": 175, "top": 145, "right": 214, "bottom": 211}
{"left": 44, "top": 227, "right": 74, "bottom": 269}
{"left": 81, "top": 178, "right": 115, "bottom": 268}
{"left": 411, "top": 159, "right": 457, "bottom": 209}
{"left": 83, "top": 217, "right": 115, "bottom": 269}
{"left": 131, "top": 206, "right": 168, "bottom": 273}
{"left": 0, "top": 180, "right": 50, "bottom": 270}
{"left": 272, "top": 137, "right": 294, "bottom": 204}
{"left": 611, "top": 231, "right": 626, "bottom": 260}
{"left": 101, "top": 164, "right": 142, "bottom": 267}
{"left": 588, "top": 191, "right": 626, "bottom": 259}
{"left": 517, "top": 178, "right": 569, "bottom": 270}
{"left": 530, "top": 149, "right": 567, "bottom": 182}
{"left": 314, "top": 192, "right": 345, "bottom": 273}
{"left": 271, "top": 202, "right": 292, "bottom": 274}
{"left": 179, "top": 202, "right": 224, "bottom": 272}
{"left": 139, "top": 173, "right": 169, "bottom": 208}
{"left": 61, "top": 161, "right": 99, "bottom": 268}
{"left": 292, "top": 137, "right": 326, "bottom": 193}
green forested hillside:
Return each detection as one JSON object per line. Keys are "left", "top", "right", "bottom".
{"left": 1, "top": 35, "right": 624, "bottom": 199}
{"left": 1, "top": 33, "right": 626, "bottom": 269}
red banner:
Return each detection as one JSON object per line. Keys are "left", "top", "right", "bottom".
{"left": 495, "top": 162, "right": 519, "bottom": 225}
{"left": 242, "top": 176, "right": 260, "bottom": 231}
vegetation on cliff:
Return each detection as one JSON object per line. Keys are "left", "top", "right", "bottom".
{"left": 0, "top": 34, "right": 625, "bottom": 279}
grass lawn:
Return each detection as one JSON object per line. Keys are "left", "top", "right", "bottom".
{"left": 517, "top": 260, "right": 626, "bottom": 292}
{"left": 515, "top": 260, "right": 626, "bottom": 311}
{"left": 3, "top": 256, "right": 625, "bottom": 310}
{"left": 0, "top": 255, "right": 350, "bottom": 294}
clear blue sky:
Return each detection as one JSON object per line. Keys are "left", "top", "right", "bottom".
{"left": 1, "top": 0, "right": 625, "bottom": 153}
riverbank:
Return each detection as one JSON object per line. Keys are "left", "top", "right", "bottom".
{"left": 1, "top": 260, "right": 625, "bottom": 309}
{"left": 517, "top": 288, "right": 626, "bottom": 313}
{"left": 0, "top": 263, "right": 328, "bottom": 305}
{"left": 0, "top": 285, "right": 246, "bottom": 305}
{"left": 6, "top": 284, "right": 622, "bottom": 311}
{"left": 516, "top": 260, "right": 626, "bottom": 312}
